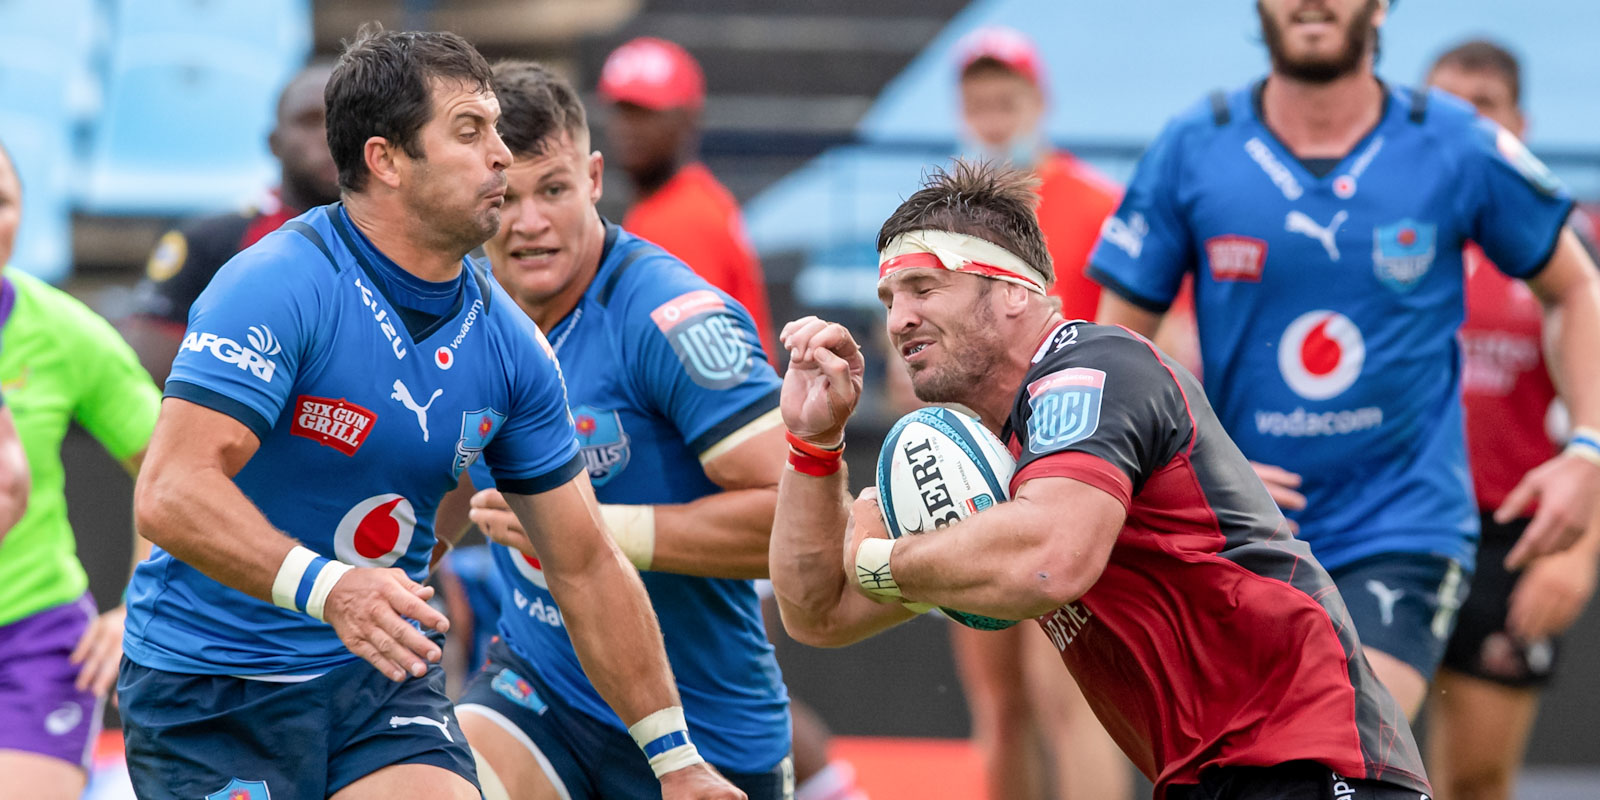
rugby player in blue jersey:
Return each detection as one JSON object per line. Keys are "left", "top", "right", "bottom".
{"left": 1092, "top": 0, "right": 1600, "bottom": 718}
{"left": 458, "top": 60, "right": 792, "bottom": 800}
{"left": 121, "top": 27, "right": 739, "bottom": 800}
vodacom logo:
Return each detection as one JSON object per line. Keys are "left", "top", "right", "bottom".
{"left": 334, "top": 494, "right": 417, "bottom": 567}
{"left": 1278, "top": 310, "right": 1365, "bottom": 400}
{"left": 507, "top": 546, "right": 549, "bottom": 589}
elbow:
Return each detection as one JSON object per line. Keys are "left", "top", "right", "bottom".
{"left": 1009, "top": 552, "right": 1096, "bottom": 618}
{"left": 782, "top": 614, "right": 867, "bottom": 649}
{"left": 132, "top": 470, "right": 175, "bottom": 549}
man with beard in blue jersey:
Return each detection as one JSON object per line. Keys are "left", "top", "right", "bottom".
{"left": 120, "top": 27, "right": 741, "bottom": 800}
{"left": 458, "top": 61, "right": 793, "bottom": 800}
{"left": 1092, "top": 0, "right": 1600, "bottom": 720}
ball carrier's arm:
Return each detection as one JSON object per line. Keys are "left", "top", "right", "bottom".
{"left": 770, "top": 317, "right": 916, "bottom": 647}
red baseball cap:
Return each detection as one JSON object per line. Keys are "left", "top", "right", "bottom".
{"left": 955, "top": 26, "right": 1043, "bottom": 87}
{"left": 598, "top": 37, "right": 706, "bottom": 111}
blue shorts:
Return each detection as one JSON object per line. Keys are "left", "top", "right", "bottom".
{"left": 458, "top": 639, "right": 793, "bottom": 800}
{"left": 1328, "top": 551, "right": 1471, "bottom": 678}
{"left": 118, "top": 646, "right": 475, "bottom": 799}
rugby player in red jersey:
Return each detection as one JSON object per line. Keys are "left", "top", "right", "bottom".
{"left": 1424, "top": 39, "right": 1600, "bottom": 800}
{"left": 770, "top": 160, "right": 1431, "bottom": 799}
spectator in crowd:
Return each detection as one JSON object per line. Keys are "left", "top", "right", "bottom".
{"left": 1424, "top": 38, "right": 1600, "bottom": 800}
{"left": 949, "top": 25, "right": 1130, "bottom": 800}
{"left": 955, "top": 26, "right": 1122, "bottom": 323}
{"left": 121, "top": 62, "right": 340, "bottom": 384}
{"left": 598, "top": 36, "right": 776, "bottom": 357}
{"left": 0, "top": 139, "right": 161, "bottom": 800}
{"left": 1092, "top": 0, "right": 1600, "bottom": 721}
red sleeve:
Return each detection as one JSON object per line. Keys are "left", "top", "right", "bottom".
{"left": 1010, "top": 450, "right": 1133, "bottom": 510}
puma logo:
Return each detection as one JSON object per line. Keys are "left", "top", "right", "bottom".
{"left": 1366, "top": 579, "right": 1405, "bottom": 627}
{"left": 391, "top": 379, "right": 443, "bottom": 441}
{"left": 388, "top": 714, "right": 453, "bottom": 742}
{"left": 1285, "top": 209, "right": 1348, "bottom": 261}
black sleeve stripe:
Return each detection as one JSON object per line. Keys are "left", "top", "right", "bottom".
{"left": 1512, "top": 198, "right": 1577, "bottom": 281}
{"left": 597, "top": 247, "right": 653, "bottom": 307}
{"left": 163, "top": 380, "right": 273, "bottom": 443}
{"left": 687, "top": 388, "right": 782, "bottom": 456}
{"left": 1208, "top": 89, "right": 1231, "bottom": 126}
{"left": 1086, "top": 264, "right": 1174, "bottom": 314}
{"left": 495, "top": 452, "right": 586, "bottom": 496}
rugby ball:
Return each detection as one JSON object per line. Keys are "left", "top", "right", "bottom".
{"left": 876, "top": 407, "right": 1019, "bottom": 630}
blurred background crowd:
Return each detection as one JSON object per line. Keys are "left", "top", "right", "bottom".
{"left": 2, "top": 0, "right": 1598, "bottom": 798}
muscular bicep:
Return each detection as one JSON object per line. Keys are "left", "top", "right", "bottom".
{"left": 700, "top": 414, "right": 785, "bottom": 490}
{"left": 144, "top": 398, "right": 260, "bottom": 479}
{"left": 1525, "top": 228, "right": 1600, "bottom": 306}
{"left": 500, "top": 472, "right": 613, "bottom": 576}
{"left": 1095, "top": 291, "right": 1163, "bottom": 336}
{"left": 1012, "top": 475, "right": 1125, "bottom": 593}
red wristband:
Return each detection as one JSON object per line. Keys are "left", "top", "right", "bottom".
{"left": 786, "top": 430, "right": 844, "bottom": 458}
{"left": 788, "top": 449, "right": 843, "bottom": 477}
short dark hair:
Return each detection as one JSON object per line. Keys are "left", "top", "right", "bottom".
{"left": 490, "top": 60, "right": 588, "bottom": 158}
{"left": 1429, "top": 39, "right": 1521, "bottom": 105}
{"left": 876, "top": 159, "right": 1053, "bottom": 286}
{"left": 325, "top": 24, "right": 494, "bottom": 192}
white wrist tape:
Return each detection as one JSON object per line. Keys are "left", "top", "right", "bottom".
{"left": 628, "top": 706, "right": 704, "bottom": 778}
{"left": 854, "top": 537, "right": 902, "bottom": 599}
{"left": 600, "top": 504, "right": 656, "bottom": 570}
{"left": 270, "top": 545, "right": 354, "bottom": 622}
{"left": 1565, "top": 426, "right": 1600, "bottom": 468}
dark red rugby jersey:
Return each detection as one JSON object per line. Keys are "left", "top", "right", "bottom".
{"left": 1001, "top": 321, "right": 1429, "bottom": 799}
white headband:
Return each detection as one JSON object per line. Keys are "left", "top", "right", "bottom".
{"left": 877, "top": 229, "right": 1047, "bottom": 295}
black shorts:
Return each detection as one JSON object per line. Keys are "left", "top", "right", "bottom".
{"left": 1440, "top": 513, "right": 1563, "bottom": 688}
{"left": 1168, "top": 761, "right": 1430, "bottom": 800}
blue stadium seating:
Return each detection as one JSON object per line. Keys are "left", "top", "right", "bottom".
{"left": 0, "top": 0, "right": 97, "bottom": 282}
{"left": 81, "top": 0, "right": 311, "bottom": 215}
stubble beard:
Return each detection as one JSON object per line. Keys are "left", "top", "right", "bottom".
{"left": 1259, "top": 0, "right": 1378, "bottom": 85}
{"left": 908, "top": 300, "right": 1006, "bottom": 405}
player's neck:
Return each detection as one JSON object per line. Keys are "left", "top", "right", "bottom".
{"left": 1261, "top": 68, "right": 1384, "bottom": 159}
{"left": 342, "top": 195, "right": 465, "bottom": 283}
{"left": 522, "top": 216, "right": 607, "bottom": 333}
{"left": 972, "top": 311, "right": 1066, "bottom": 435}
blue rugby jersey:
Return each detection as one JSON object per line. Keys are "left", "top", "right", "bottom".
{"left": 481, "top": 222, "right": 790, "bottom": 774}
{"left": 124, "top": 204, "right": 582, "bottom": 675}
{"left": 1089, "top": 82, "right": 1573, "bottom": 570}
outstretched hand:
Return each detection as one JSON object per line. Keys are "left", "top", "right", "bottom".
{"left": 779, "top": 316, "right": 865, "bottom": 446}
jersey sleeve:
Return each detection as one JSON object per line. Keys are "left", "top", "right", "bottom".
{"left": 617, "top": 261, "right": 782, "bottom": 459}
{"left": 1008, "top": 328, "right": 1193, "bottom": 508}
{"left": 162, "top": 240, "right": 323, "bottom": 441}
{"left": 482, "top": 311, "right": 583, "bottom": 495}
{"left": 132, "top": 215, "right": 248, "bottom": 325}
{"left": 1459, "top": 117, "right": 1575, "bottom": 279}
{"left": 70, "top": 303, "right": 161, "bottom": 461}
{"left": 1086, "top": 120, "right": 1196, "bottom": 312}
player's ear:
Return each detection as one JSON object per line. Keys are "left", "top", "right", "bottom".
{"left": 363, "top": 136, "right": 404, "bottom": 191}
{"left": 999, "top": 282, "right": 1034, "bottom": 318}
{"left": 587, "top": 150, "right": 604, "bottom": 204}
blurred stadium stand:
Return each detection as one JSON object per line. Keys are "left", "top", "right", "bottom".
{"left": 79, "top": 0, "right": 312, "bottom": 216}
